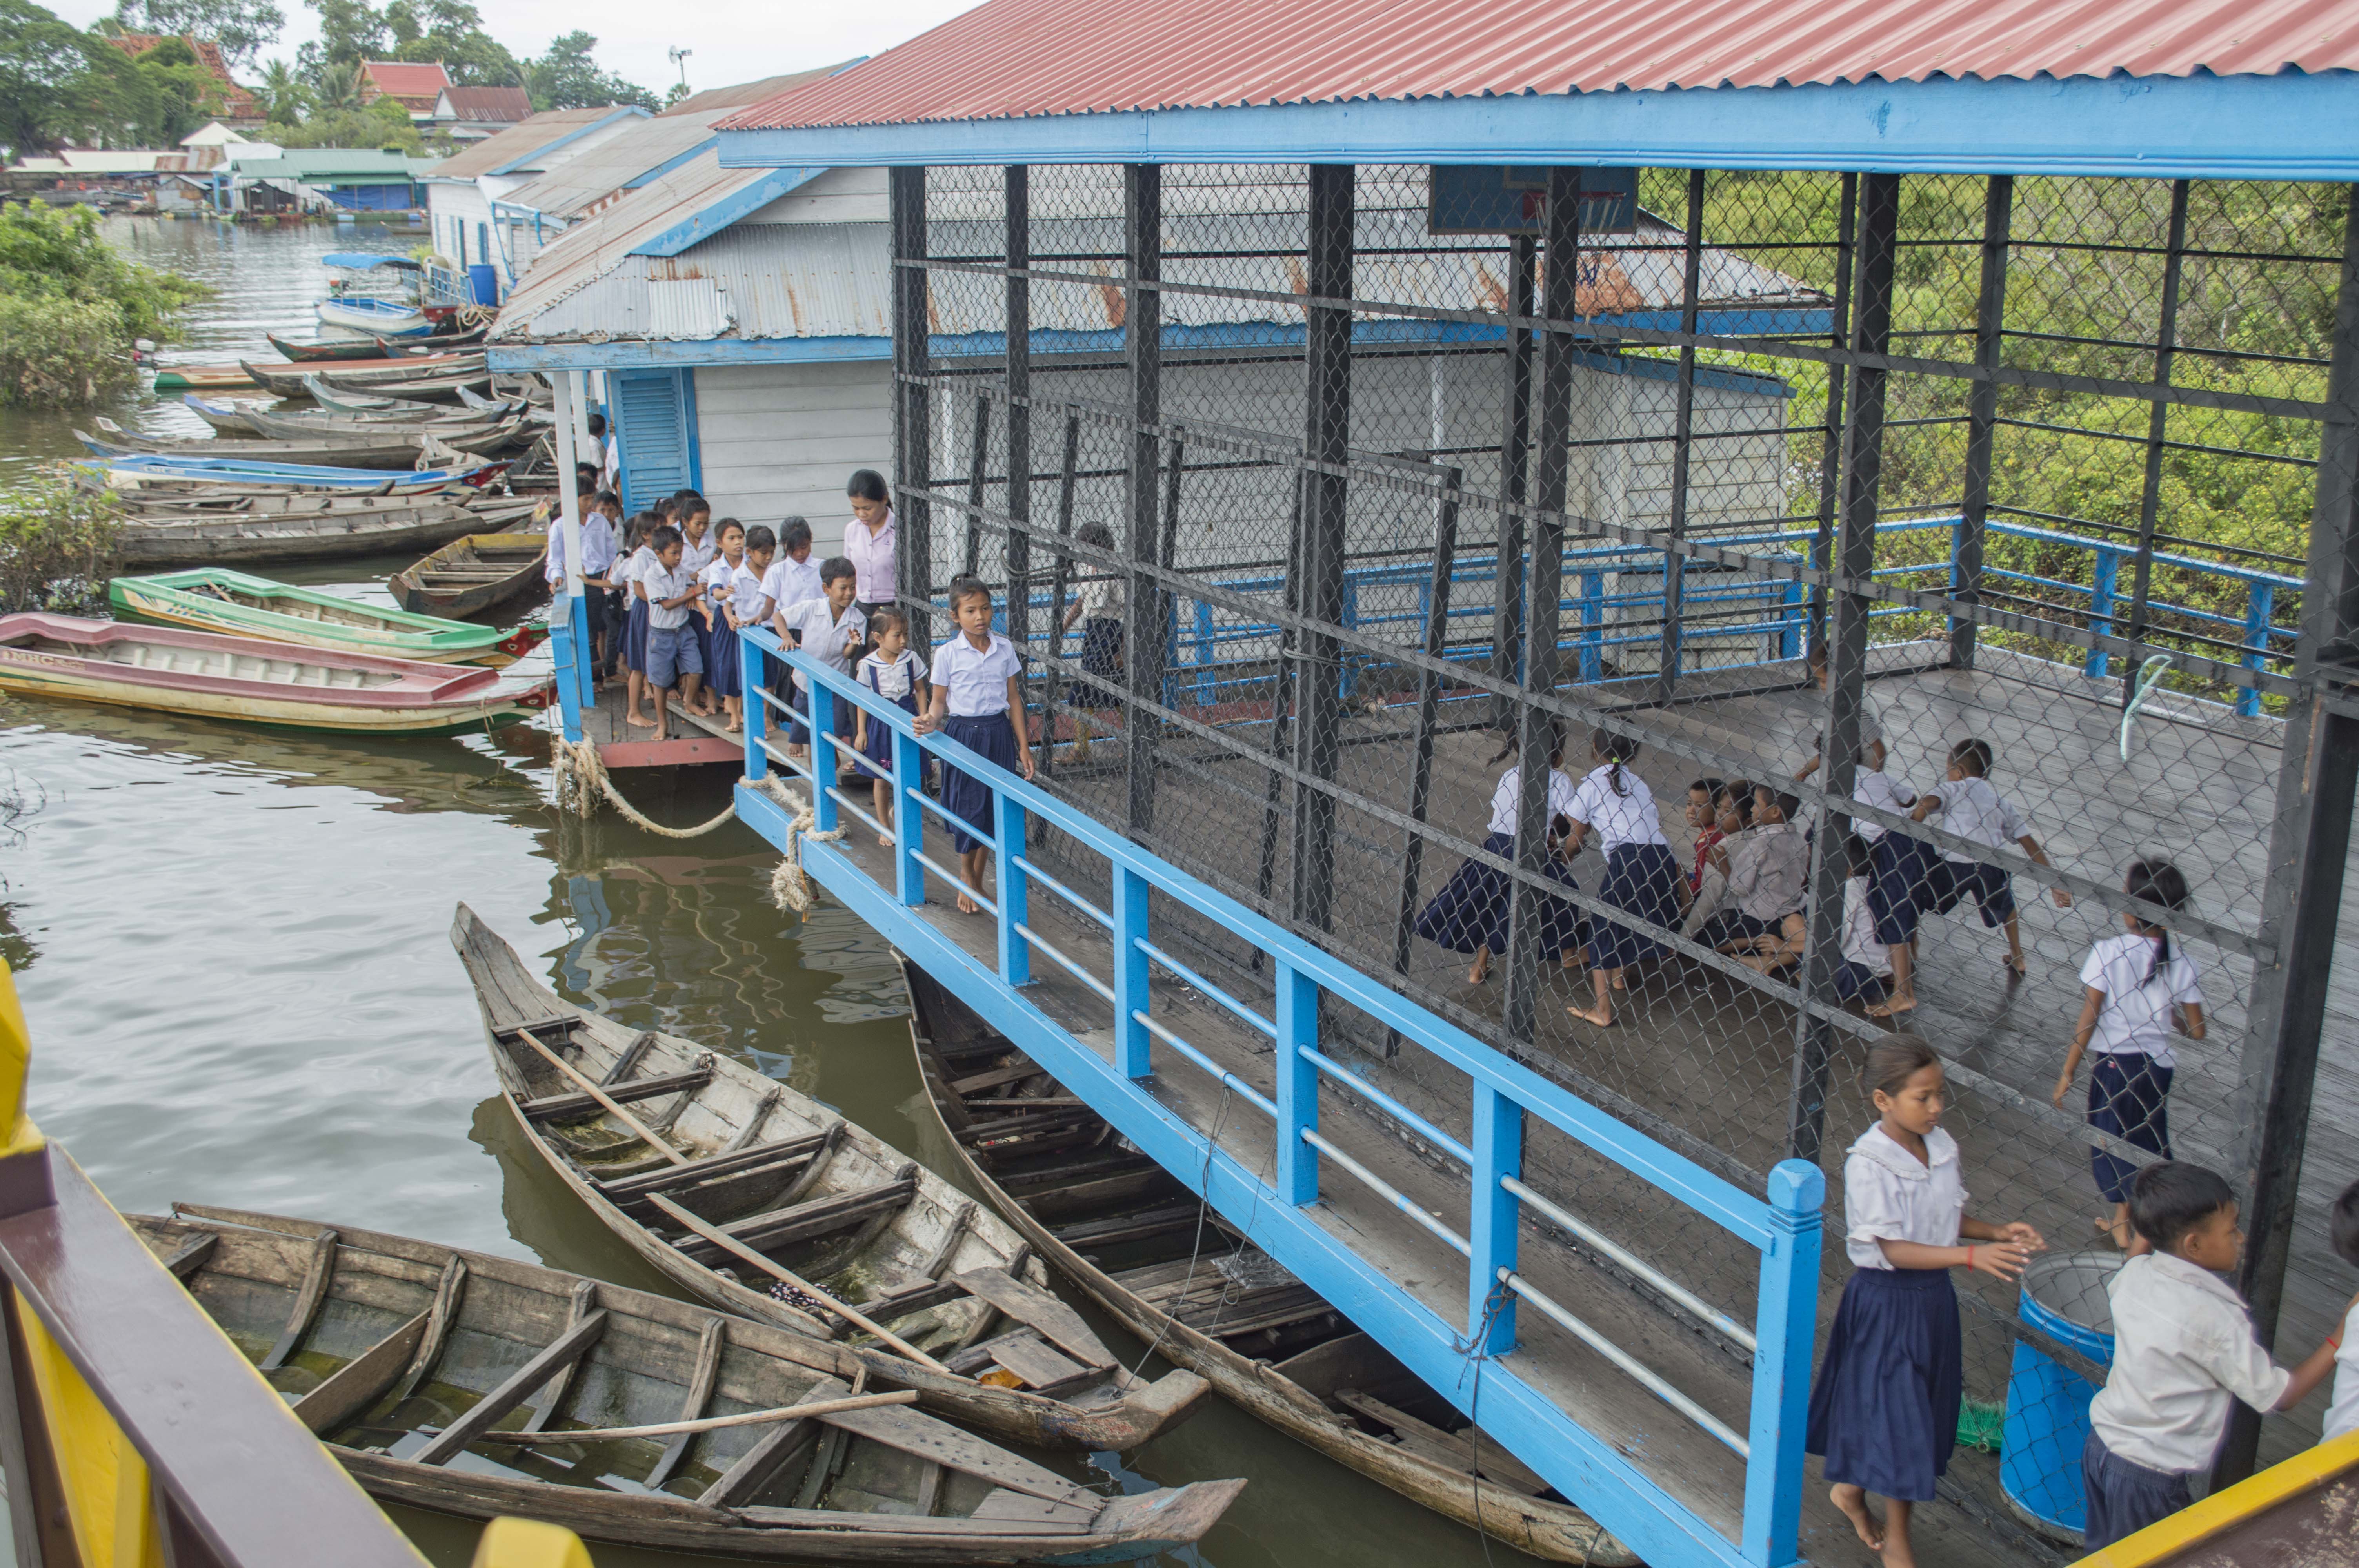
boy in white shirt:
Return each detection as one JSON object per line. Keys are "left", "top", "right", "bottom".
{"left": 2082, "top": 1162, "right": 2344, "bottom": 1549}
{"left": 1910, "top": 737, "right": 2070, "bottom": 977}
{"left": 1700, "top": 787, "right": 1809, "bottom": 957}
{"left": 634, "top": 526, "right": 704, "bottom": 741}
{"left": 2324, "top": 1180, "right": 2359, "bottom": 1445}
{"left": 775, "top": 557, "right": 867, "bottom": 761}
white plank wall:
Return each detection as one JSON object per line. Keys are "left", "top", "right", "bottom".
{"left": 694, "top": 361, "right": 893, "bottom": 554}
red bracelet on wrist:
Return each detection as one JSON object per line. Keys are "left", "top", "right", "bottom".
{"left": 1966, "top": 1246, "right": 1976, "bottom": 1270}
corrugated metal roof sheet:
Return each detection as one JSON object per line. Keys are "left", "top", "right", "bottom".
{"left": 666, "top": 62, "right": 859, "bottom": 116}
{"left": 498, "top": 107, "right": 737, "bottom": 220}
{"left": 439, "top": 85, "right": 533, "bottom": 122}
{"left": 427, "top": 107, "right": 642, "bottom": 179}
{"left": 720, "top": 0, "right": 2359, "bottom": 130}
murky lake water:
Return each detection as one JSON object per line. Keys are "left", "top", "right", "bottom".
{"left": 0, "top": 217, "right": 1531, "bottom": 1568}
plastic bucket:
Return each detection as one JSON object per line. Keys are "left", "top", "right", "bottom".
{"left": 2000, "top": 1250, "right": 2123, "bottom": 1540}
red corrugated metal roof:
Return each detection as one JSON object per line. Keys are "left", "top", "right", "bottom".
{"left": 721, "top": 0, "right": 2359, "bottom": 130}
{"left": 363, "top": 59, "right": 453, "bottom": 108}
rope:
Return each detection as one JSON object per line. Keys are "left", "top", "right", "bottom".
{"left": 768, "top": 788, "right": 846, "bottom": 916}
{"left": 2119, "top": 654, "right": 2175, "bottom": 764}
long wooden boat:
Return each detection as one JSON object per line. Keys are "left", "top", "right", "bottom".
{"left": 110, "top": 569, "right": 543, "bottom": 664}
{"left": 82, "top": 454, "right": 503, "bottom": 494}
{"left": 268, "top": 331, "right": 412, "bottom": 363}
{"left": 113, "top": 504, "right": 484, "bottom": 568}
{"left": 315, "top": 368, "right": 495, "bottom": 404}
{"left": 452, "top": 904, "right": 1210, "bottom": 1454}
{"left": 0, "top": 615, "right": 552, "bottom": 735}
{"left": 381, "top": 323, "right": 488, "bottom": 354}
{"left": 390, "top": 533, "right": 550, "bottom": 617}
{"left": 243, "top": 354, "right": 483, "bottom": 398}
{"left": 181, "top": 394, "right": 269, "bottom": 436}
{"left": 152, "top": 363, "right": 259, "bottom": 392}
{"left": 240, "top": 405, "right": 511, "bottom": 444}
{"left": 318, "top": 295, "right": 428, "bottom": 336}
{"left": 305, "top": 378, "right": 458, "bottom": 416}
{"left": 78, "top": 422, "right": 426, "bottom": 471}
{"left": 131, "top": 1206, "right": 1243, "bottom": 1562}
{"left": 900, "top": 960, "right": 1636, "bottom": 1566}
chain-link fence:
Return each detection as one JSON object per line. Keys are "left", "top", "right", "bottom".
{"left": 883, "top": 160, "right": 2357, "bottom": 1553}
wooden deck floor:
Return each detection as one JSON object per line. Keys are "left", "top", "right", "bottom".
{"left": 580, "top": 681, "right": 744, "bottom": 768}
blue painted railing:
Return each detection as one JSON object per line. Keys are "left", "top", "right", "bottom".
{"left": 736, "top": 628, "right": 1826, "bottom": 1568}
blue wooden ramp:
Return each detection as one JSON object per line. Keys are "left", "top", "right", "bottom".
{"left": 736, "top": 632, "right": 1825, "bottom": 1568}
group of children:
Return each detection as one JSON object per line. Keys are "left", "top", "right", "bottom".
{"left": 1812, "top": 1035, "right": 2359, "bottom": 1564}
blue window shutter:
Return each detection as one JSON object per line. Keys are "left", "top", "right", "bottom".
{"left": 611, "top": 368, "right": 701, "bottom": 513}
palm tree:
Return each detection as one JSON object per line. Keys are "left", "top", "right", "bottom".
{"left": 316, "top": 60, "right": 367, "bottom": 114}
{"left": 258, "top": 60, "right": 310, "bottom": 124}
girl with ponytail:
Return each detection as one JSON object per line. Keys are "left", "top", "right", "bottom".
{"left": 1561, "top": 727, "right": 1683, "bottom": 1027}
{"left": 2052, "top": 858, "right": 2205, "bottom": 1250}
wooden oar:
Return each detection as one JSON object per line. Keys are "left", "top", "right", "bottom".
{"left": 644, "top": 1192, "right": 951, "bottom": 1373}
{"left": 507, "top": 1025, "right": 689, "bottom": 1167}
{"left": 476, "top": 1388, "right": 915, "bottom": 1444}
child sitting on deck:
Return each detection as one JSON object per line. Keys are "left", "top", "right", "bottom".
{"left": 1697, "top": 787, "right": 1808, "bottom": 958}
{"left": 1910, "top": 738, "right": 2071, "bottom": 977}
{"left": 1413, "top": 726, "right": 1587, "bottom": 985}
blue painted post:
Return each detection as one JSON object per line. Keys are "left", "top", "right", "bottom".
{"left": 1194, "top": 601, "right": 1214, "bottom": 707}
{"left": 1467, "top": 1087, "right": 1521, "bottom": 1354}
{"left": 1779, "top": 574, "right": 1802, "bottom": 662}
{"left": 1112, "top": 866, "right": 1152, "bottom": 1078}
{"left": 1743, "top": 1158, "right": 1826, "bottom": 1568}
{"left": 2239, "top": 581, "right": 2274, "bottom": 718}
{"left": 892, "top": 726, "right": 924, "bottom": 906}
{"left": 1950, "top": 516, "right": 1967, "bottom": 599}
{"left": 2087, "top": 546, "right": 2119, "bottom": 678}
{"left": 998, "top": 793, "right": 1030, "bottom": 985}
{"left": 1273, "top": 959, "right": 1319, "bottom": 1206}
{"left": 551, "top": 593, "right": 585, "bottom": 744}
{"left": 810, "top": 679, "right": 838, "bottom": 832}
{"left": 1340, "top": 581, "right": 1359, "bottom": 701}
{"left": 1579, "top": 570, "right": 1605, "bottom": 684}
{"left": 743, "top": 634, "right": 767, "bottom": 782}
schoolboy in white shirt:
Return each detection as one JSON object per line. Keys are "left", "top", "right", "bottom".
{"left": 1910, "top": 737, "right": 2070, "bottom": 977}
{"left": 2081, "top": 1162, "right": 2343, "bottom": 1550}
{"left": 774, "top": 557, "right": 866, "bottom": 760}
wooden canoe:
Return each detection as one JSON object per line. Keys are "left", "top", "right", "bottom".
{"left": 109, "top": 568, "right": 543, "bottom": 664}
{"left": 83, "top": 455, "right": 504, "bottom": 495}
{"left": 180, "top": 394, "right": 269, "bottom": 436}
{"left": 389, "top": 533, "right": 551, "bottom": 618}
{"left": 0, "top": 615, "right": 552, "bottom": 735}
{"left": 152, "top": 363, "right": 260, "bottom": 391}
{"left": 452, "top": 904, "right": 1211, "bottom": 1455}
{"left": 899, "top": 960, "right": 1636, "bottom": 1567}
{"left": 241, "top": 405, "right": 514, "bottom": 444}
{"left": 267, "top": 332, "right": 408, "bottom": 362}
{"left": 131, "top": 1206, "right": 1244, "bottom": 1563}
{"left": 244, "top": 355, "right": 484, "bottom": 398}
{"left": 113, "top": 505, "right": 485, "bottom": 568}
{"left": 78, "top": 422, "right": 426, "bottom": 471}
{"left": 317, "top": 370, "right": 494, "bottom": 404}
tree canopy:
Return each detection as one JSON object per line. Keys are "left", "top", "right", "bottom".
{"left": 108, "top": 0, "right": 283, "bottom": 69}
{"left": 525, "top": 30, "right": 657, "bottom": 112}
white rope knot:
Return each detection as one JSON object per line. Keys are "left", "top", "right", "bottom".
{"left": 767, "top": 778, "right": 847, "bottom": 915}
{"left": 550, "top": 733, "right": 738, "bottom": 838}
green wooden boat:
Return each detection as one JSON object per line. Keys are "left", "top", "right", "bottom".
{"left": 109, "top": 569, "right": 544, "bottom": 666}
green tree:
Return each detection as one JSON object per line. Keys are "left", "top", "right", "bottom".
{"left": 266, "top": 96, "right": 417, "bottom": 151}
{"left": 383, "top": 0, "right": 517, "bottom": 87}
{"left": 294, "top": 0, "right": 383, "bottom": 87}
{"left": 525, "top": 31, "right": 656, "bottom": 112}
{"left": 107, "top": 0, "right": 282, "bottom": 69}
{"left": 0, "top": 201, "right": 209, "bottom": 406}
{"left": 253, "top": 56, "right": 307, "bottom": 120}
{"left": 0, "top": 0, "right": 144, "bottom": 158}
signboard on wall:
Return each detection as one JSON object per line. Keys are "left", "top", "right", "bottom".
{"left": 1427, "top": 166, "right": 1639, "bottom": 236}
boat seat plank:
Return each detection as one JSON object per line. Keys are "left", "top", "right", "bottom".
{"left": 291, "top": 1310, "right": 429, "bottom": 1436}
{"left": 969, "top": 1487, "right": 1103, "bottom": 1528}
{"left": 593, "top": 1130, "right": 829, "bottom": 1199}
{"left": 520, "top": 1278, "right": 600, "bottom": 1434}
{"left": 819, "top": 1401, "right": 1092, "bottom": 1508}
{"left": 950, "top": 1268, "right": 1116, "bottom": 1369}
{"left": 980, "top": 1332, "right": 1090, "bottom": 1391}
{"left": 520, "top": 1066, "right": 712, "bottom": 1122}
{"left": 729, "top": 1502, "right": 1095, "bottom": 1537}
{"left": 949, "top": 1062, "right": 1045, "bottom": 1096}
{"left": 598, "top": 1033, "right": 655, "bottom": 1087}
{"left": 671, "top": 1179, "right": 918, "bottom": 1260}
{"left": 1333, "top": 1390, "right": 1555, "bottom": 1498}
{"left": 1047, "top": 1201, "right": 1202, "bottom": 1250}
{"left": 644, "top": 1316, "right": 726, "bottom": 1492}
{"left": 696, "top": 1375, "right": 849, "bottom": 1508}
{"left": 724, "top": 1090, "right": 780, "bottom": 1152}
{"left": 412, "top": 1309, "right": 609, "bottom": 1466}
{"left": 394, "top": 1254, "right": 467, "bottom": 1401}
{"left": 259, "top": 1229, "right": 339, "bottom": 1372}
{"left": 160, "top": 1231, "right": 217, "bottom": 1281}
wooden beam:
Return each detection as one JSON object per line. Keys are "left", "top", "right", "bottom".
{"left": 594, "top": 1129, "right": 828, "bottom": 1199}
{"left": 644, "top": 1315, "right": 725, "bottom": 1491}
{"left": 291, "top": 1310, "right": 429, "bottom": 1436}
{"left": 394, "top": 1253, "right": 466, "bottom": 1402}
{"left": 518, "top": 1278, "right": 597, "bottom": 1434}
{"left": 698, "top": 1375, "right": 847, "bottom": 1508}
{"left": 475, "top": 1388, "right": 916, "bottom": 1445}
{"left": 411, "top": 1310, "right": 609, "bottom": 1466}
{"left": 950, "top": 1268, "right": 1113, "bottom": 1368}
{"left": 506, "top": 1025, "right": 688, "bottom": 1166}
{"left": 520, "top": 1066, "right": 711, "bottom": 1122}
{"left": 259, "top": 1229, "right": 338, "bottom": 1372}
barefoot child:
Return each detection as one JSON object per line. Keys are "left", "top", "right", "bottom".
{"left": 1807, "top": 1037, "right": 2048, "bottom": 1568}
{"left": 1563, "top": 730, "right": 1681, "bottom": 1027}
{"left": 2324, "top": 1180, "right": 2359, "bottom": 1444}
{"left": 850, "top": 609, "right": 928, "bottom": 845}
{"left": 914, "top": 577, "right": 1035, "bottom": 914}
{"left": 2051, "top": 859, "right": 2205, "bottom": 1251}
{"left": 710, "top": 524, "right": 772, "bottom": 735}
{"left": 1910, "top": 737, "right": 2071, "bottom": 976}
{"left": 2083, "top": 1162, "right": 2343, "bottom": 1550}
{"left": 1794, "top": 638, "right": 1889, "bottom": 779}
{"left": 1855, "top": 754, "right": 1932, "bottom": 1016}
{"left": 1413, "top": 727, "right": 1586, "bottom": 985}
{"left": 700, "top": 520, "right": 747, "bottom": 728}
{"left": 775, "top": 559, "right": 867, "bottom": 764}
{"left": 636, "top": 527, "right": 703, "bottom": 741}
{"left": 617, "top": 514, "right": 657, "bottom": 729}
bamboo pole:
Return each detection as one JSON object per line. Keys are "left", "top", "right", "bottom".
{"left": 645, "top": 1191, "right": 951, "bottom": 1373}
{"left": 508, "top": 1025, "right": 689, "bottom": 1167}
{"left": 476, "top": 1388, "right": 916, "bottom": 1444}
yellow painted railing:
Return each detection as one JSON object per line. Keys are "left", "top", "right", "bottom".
{"left": 2070, "top": 1426, "right": 2359, "bottom": 1567}
{"left": 0, "top": 959, "right": 596, "bottom": 1566}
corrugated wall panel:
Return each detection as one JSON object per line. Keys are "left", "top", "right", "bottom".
{"left": 694, "top": 361, "right": 894, "bottom": 550}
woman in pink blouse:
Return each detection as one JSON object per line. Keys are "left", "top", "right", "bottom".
{"left": 845, "top": 470, "right": 897, "bottom": 623}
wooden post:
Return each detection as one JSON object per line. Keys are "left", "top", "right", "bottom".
{"left": 1744, "top": 1160, "right": 1825, "bottom": 1568}
{"left": 1274, "top": 960, "right": 1319, "bottom": 1206}
{"left": 1467, "top": 1087, "right": 1521, "bottom": 1356}
{"left": 1112, "top": 866, "right": 1152, "bottom": 1078}
{"left": 549, "top": 370, "right": 591, "bottom": 736}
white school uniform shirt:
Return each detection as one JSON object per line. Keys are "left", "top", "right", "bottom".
{"left": 680, "top": 530, "right": 718, "bottom": 576}
{"left": 778, "top": 599, "right": 867, "bottom": 693}
{"left": 857, "top": 648, "right": 928, "bottom": 702}
{"left": 1842, "top": 1123, "right": 1964, "bottom": 1270}
{"left": 2080, "top": 933, "right": 2204, "bottom": 1070}
{"left": 2323, "top": 1299, "right": 2359, "bottom": 1441}
{"left": 1080, "top": 572, "right": 1125, "bottom": 620}
{"left": 1927, "top": 774, "right": 2027, "bottom": 862}
{"left": 1727, "top": 820, "right": 1810, "bottom": 922}
{"left": 2089, "top": 1253, "right": 2290, "bottom": 1474}
{"left": 1852, "top": 768, "right": 1917, "bottom": 843}
{"left": 762, "top": 555, "right": 824, "bottom": 617}
{"left": 1806, "top": 691, "right": 1886, "bottom": 765}
{"left": 1565, "top": 764, "right": 1670, "bottom": 853}
{"left": 1485, "top": 766, "right": 1581, "bottom": 838}
{"left": 934, "top": 632, "right": 1022, "bottom": 717}
{"left": 642, "top": 560, "right": 698, "bottom": 631}
{"left": 1842, "top": 877, "right": 1891, "bottom": 976}
{"left": 544, "top": 511, "right": 618, "bottom": 587}
{"left": 728, "top": 563, "right": 767, "bottom": 624}
{"left": 617, "top": 546, "right": 655, "bottom": 598}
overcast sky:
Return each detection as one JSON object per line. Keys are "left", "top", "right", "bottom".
{"left": 47, "top": 0, "right": 981, "bottom": 93}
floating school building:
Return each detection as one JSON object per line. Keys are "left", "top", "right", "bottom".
{"left": 527, "top": 1, "right": 2359, "bottom": 1563}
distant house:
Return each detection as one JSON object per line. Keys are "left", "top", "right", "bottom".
{"left": 227, "top": 147, "right": 435, "bottom": 213}
{"left": 432, "top": 85, "right": 534, "bottom": 142}
{"left": 421, "top": 105, "right": 651, "bottom": 294}
{"left": 105, "top": 34, "right": 264, "bottom": 127}
{"left": 179, "top": 120, "right": 278, "bottom": 172}
{"left": 360, "top": 60, "right": 453, "bottom": 119}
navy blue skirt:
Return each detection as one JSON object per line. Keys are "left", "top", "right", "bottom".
{"left": 2089, "top": 1053, "right": 2172, "bottom": 1204}
{"left": 1868, "top": 833, "right": 1940, "bottom": 944}
{"left": 1414, "top": 831, "right": 1585, "bottom": 958}
{"left": 1585, "top": 842, "right": 1681, "bottom": 969}
{"left": 941, "top": 711, "right": 1019, "bottom": 855}
{"left": 706, "top": 618, "right": 742, "bottom": 699}
{"left": 853, "top": 683, "right": 919, "bottom": 781}
{"left": 1807, "top": 1266, "right": 1962, "bottom": 1502}
{"left": 622, "top": 596, "right": 650, "bottom": 673}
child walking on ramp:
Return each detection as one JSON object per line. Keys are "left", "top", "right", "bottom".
{"left": 2052, "top": 858, "right": 2204, "bottom": 1251}
{"left": 850, "top": 608, "right": 929, "bottom": 847}
{"left": 1807, "top": 1036, "right": 2047, "bottom": 1568}
{"left": 915, "top": 577, "right": 1034, "bottom": 914}
{"left": 1561, "top": 730, "right": 1682, "bottom": 1028}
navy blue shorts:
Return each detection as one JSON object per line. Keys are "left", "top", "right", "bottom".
{"left": 2081, "top": 1430, "right": 2191, "bottom": 1550}
{"left": 1929, "top": 858, "right": 2016, "bottom": 926}
{"left": 1868, "top": 833, "right": 1940, "bottom": 943}
{"left": 1696, "top": 909, "right": 1780, "bottom": 949}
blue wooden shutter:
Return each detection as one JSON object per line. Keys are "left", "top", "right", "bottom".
{"left": 611, "top": 368, "right": 701, "bottom": 514}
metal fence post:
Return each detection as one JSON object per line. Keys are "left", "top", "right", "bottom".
{"left": 1274, "top": 960, "right": 1319, "bottom": 1205}
{"left": 1654, "top": 169, "right": 1706, "bottom": 701}
{"left": 1292, "top": 163, "right": 1354, "bottom": 936}
{"left": 1125, "top": 163, "right": 1163, "bottom": 837}
{"left": 998, "top": 794, "right": 1029, "bottom": 986}
{"left": 891, "top": 165, "right": 934, "bottom": 650}
{"left": 1113, "top": 866, "right": 1152, "bottom": 1078}
{"left": 1493, "top": 232, "right": 1537, "bottom": 735}
{"left": 1005, "top": 165, "right": 1032, "bottom": 683}
{"left": 1468, "top": 1087, "right": 1521, "bottom": 1356}
{"left": 1951, "top": 174, "right": 2012, "bottom": 670}
{"left": 893, "top": 726, "right": 924, "bottom": 907}
{"left": 1806, "top": 174, "right": 1859, "bottom": 661}
{"left": 2087, "top": 546, "right": 2119, "bottom": 677}
{"left": 2123, "top": 179, "right": 2192, "bottom": 699}
{"left": 1744, "top": 1159, "right": 1826, "bottom": 1568}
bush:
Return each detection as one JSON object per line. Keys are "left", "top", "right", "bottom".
{"left": 0, "top": 201, "right": 208, "bottom": 406}
{"left": 0, "top": 470, "right": 121, "bottom": 612}
{"left": 0, "top": 295, "right": 135, "bottom": 405}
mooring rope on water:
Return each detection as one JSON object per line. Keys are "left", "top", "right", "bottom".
{"left": 549, "top": 734, "right": 844, "bottom": 913}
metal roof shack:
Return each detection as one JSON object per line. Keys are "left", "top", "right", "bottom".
{"left": 434, "top": 85, "right": 534, "bottom": 131}
{"left": 499, "top": 108, "right": 756, "bottom": 223}
{"left": 424, "top": 106, "right": 649, "bottom": 181}
{"left": 712, "top": 0, "right": 2359, "bottom": 178}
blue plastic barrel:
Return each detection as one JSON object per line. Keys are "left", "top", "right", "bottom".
{"left": 466, "top": 263, "right": 498, "bottom": 306}
{"left": 2000, "top": 1250, "right": 2123, "bottom": 1540}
